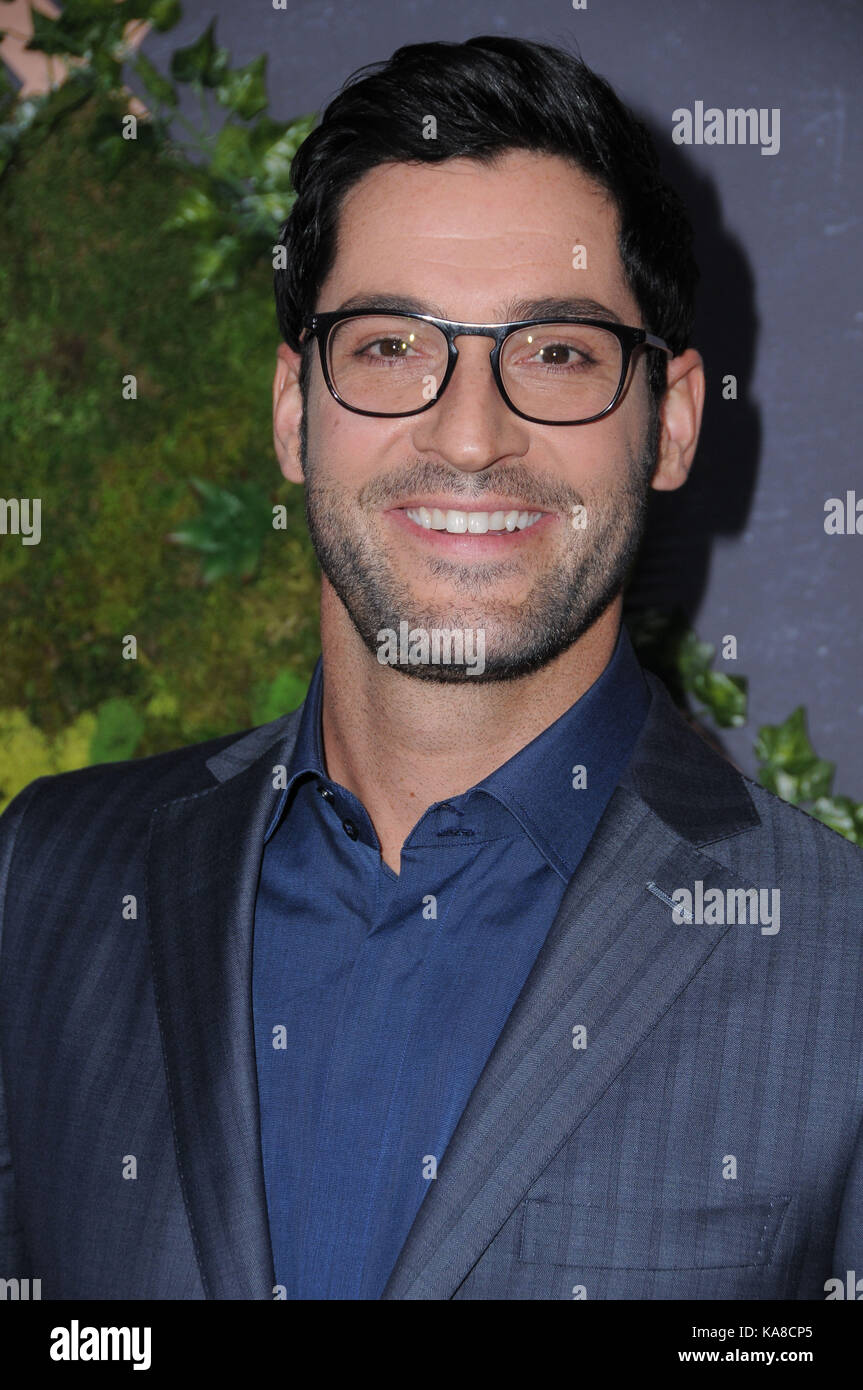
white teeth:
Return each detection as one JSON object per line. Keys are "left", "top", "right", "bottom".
{"left": 404, "top": 507, "right": 543, "bottom": 534}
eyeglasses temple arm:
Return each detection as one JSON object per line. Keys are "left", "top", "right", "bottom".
{"left": 644, "top": 333, "right": 674, "bottom": 355}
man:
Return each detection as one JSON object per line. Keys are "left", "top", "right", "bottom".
{"left": 1, "top": 36, "right": 861, "bottom": 1302}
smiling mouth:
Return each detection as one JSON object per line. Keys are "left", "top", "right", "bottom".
{"left": 403, "top": 506, "right": 544, "bottom": 534}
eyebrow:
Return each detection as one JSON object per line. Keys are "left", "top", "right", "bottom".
{"left": 332, "top": 292, "right": 625, "bottom": 325}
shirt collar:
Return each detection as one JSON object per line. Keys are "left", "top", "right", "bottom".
{"left": 464, "top": 622, "right": 650, "bottom": 877}
{"left": 265, "top": 624, "right": 651, "bottom": 874}
{"left": 262, "top": 655, "right": 327, "bottom": 841}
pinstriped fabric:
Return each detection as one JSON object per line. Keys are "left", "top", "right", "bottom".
{"left": 0, "top": 776, "right": 46, "bottom": 1279}
{"left": 0, "top": 673, "right": 861, "bottom": 1300}
{"left": 0, "top": 729, "right": 263, "bottom": 1299}
{"left": 424, "top": 784, "right": 863, "bottom": 1299}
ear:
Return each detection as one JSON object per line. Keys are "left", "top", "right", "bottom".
{"left": 650, "top": 348, "right": 705, "bottom": 492}
{"left": 273, "top": 340, "right": 305, "bottom": 484}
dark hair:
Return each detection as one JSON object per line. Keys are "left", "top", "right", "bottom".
{"left": 274, "top": 35, "right": 699, "bottom": 413}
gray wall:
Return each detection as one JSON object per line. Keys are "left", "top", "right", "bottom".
{"left": 143, "top": 0, "right": 863, "bottom": 790}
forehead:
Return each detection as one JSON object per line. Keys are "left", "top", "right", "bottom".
{"left": 318, "top": 149, "right": 636, "bottom": 321}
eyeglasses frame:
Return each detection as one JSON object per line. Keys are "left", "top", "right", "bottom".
{"left": 302, "top": 308, "right": 673, "bottom": 426}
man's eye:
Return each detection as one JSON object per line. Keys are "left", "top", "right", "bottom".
{"left": 365, "top": 338, "right": 411, "bottom": 357}
{"left": 537, "top": 343, "right": 574, "bottom": 365}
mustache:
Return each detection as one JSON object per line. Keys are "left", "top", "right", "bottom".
{"left": 355, "top": 459, "right": 585, "bottom": 513}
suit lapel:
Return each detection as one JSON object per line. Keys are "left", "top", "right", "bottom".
{"left": 145, "top": 712, "right": 301, "bottom": 1299}
{"left": 382, "top": 676, "right": 761, "bottom": 1299}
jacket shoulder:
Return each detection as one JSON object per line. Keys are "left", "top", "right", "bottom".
{"left": 0, "top": 714, "right": 295, "bottom": 833}
{"left": 741, "top": 774, "right": 863, "bottom": 866}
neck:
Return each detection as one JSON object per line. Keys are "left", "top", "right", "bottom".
{"left": 317, "top": 582, "right": 622, "bottom": 872}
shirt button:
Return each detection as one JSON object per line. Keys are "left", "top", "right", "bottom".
{"left": 342, "top": 819, "right": 358, "bottom": 840}
{"left": 318, "top": 785, "right": 334, "bottom": 801}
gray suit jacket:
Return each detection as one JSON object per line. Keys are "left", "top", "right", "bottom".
{"left": 1, "top": 670, "right": 861, "bottom": 1299}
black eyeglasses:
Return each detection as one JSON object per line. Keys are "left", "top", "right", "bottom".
{"left": 302, "top": 308, "right": 673, "bottom": 426}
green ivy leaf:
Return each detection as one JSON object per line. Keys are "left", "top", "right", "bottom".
{"left": 147, "top": 0, "right": 183, "bottom": 32}
{"left": 247, "top": 115, "right": 291, "bottom": 158}
{"left": 90, "top": 697, "right": 145, "bottom": 764}
{"left": 809, "top": 795, "right": 859, "bottom": 841}
{"left": 29, "top": 0, "right": 127, "bottom": 60}
{"left": 239, "top": 189, "right": 297, "bottom": 233}
{"left": 26, "top": 11, "right": 87, "bottom": 56}
{"left": 161, "top": 186, "right": 222, "bottom": 232}
{"left": 255, "top": 113, "right": 316, "bottom": 190}
{"left": 170, "top": 20, "right": 229, "bottom": 88}
{"left": 210, "top": 122, "right": 253, "bottom": 182}
{"left": 759, "top": 758, "right": 835, "bottom": 805}
{"left": 754, "top": 706, "right": 816, "bottom": 769}
{"left": 186, "top": 234, "right": 246, "bottom": 298}
{"left": 133, "top": 53, "right": 177, "bottom": 108}
{"left": 677, "top": 630, "right": 716, "bottom": 681}
{"left": 690, "top": 670, "right": 747, "bottom": 728}
{"left": 216, "top": 55, "right": 268, "bottom": 121}
{"left": 757, "top": 767, "right": 791, "bottom": 802}
{"left": 168, "top": 477, "right": 274, "bottom": 582}
{"left": 88, "top": 50, "right": 124, "bottom": 91}
{"left": 795, "top": 758, "right": 835, "bottom": 802}
{"left": 755, "top": 706, "right": 836, "bottom": 805}
{"left": 121, "top": 0, "right": 182, "bottom": 28}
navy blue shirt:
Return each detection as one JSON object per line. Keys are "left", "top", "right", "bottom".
{"left": 253, "top": 625, "right": 650, "bottom": 1299}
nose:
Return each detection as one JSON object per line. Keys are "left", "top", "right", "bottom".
{"left": 409, "top": 333, "right": 529, "bottom": 474}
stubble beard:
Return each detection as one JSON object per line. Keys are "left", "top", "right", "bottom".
{"left": 298, "top": 400, "right": 658, "bottom": 684}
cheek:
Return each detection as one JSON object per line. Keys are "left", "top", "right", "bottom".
{"left": 306, "top": 382, "right": 359, "bottom": 479}
{"left": 578, "top": 379, "right": 652, "bottom": 485}
{"left": 310, "top": 388, "right": 411, "bottom": 483}
{"left": 544, "top": 422, "right": 631, "bottom": 495}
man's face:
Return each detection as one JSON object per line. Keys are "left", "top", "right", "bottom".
{"left": 297, "top": 150, "right": 660, "bottom": 682}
